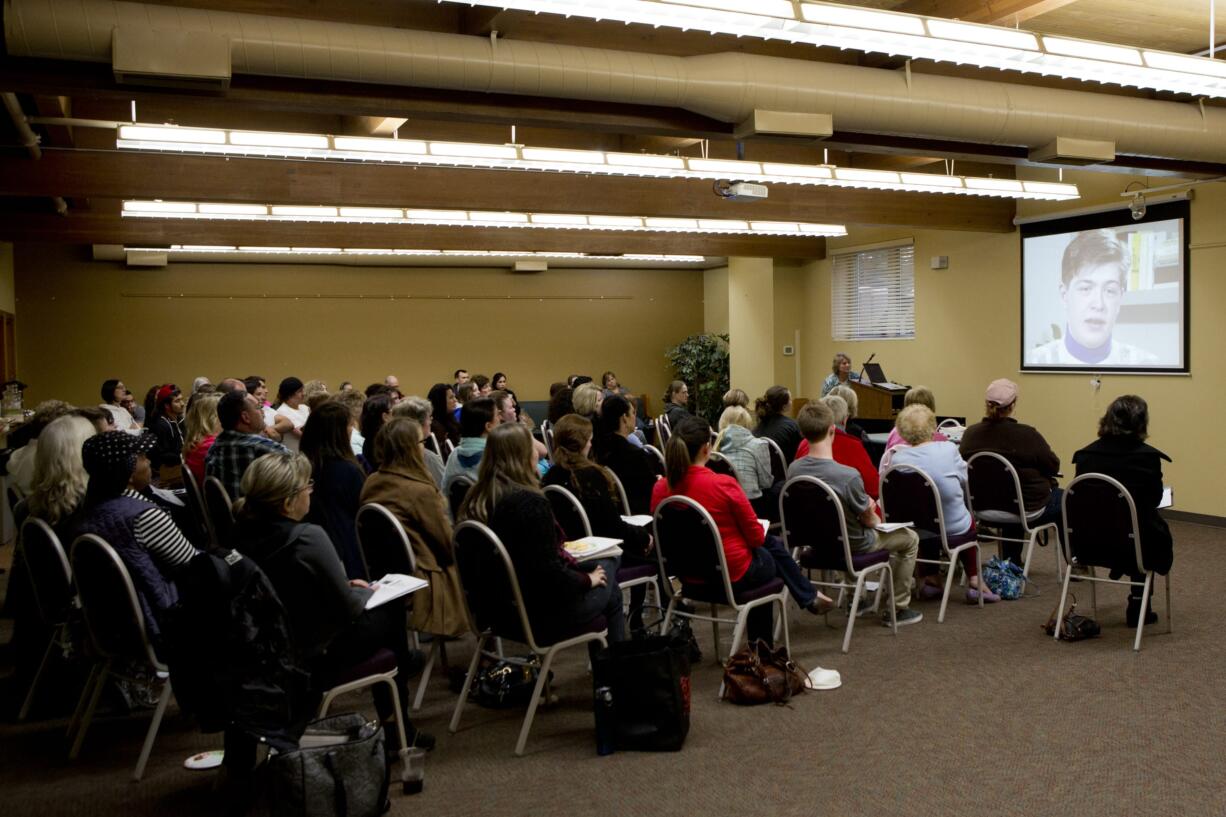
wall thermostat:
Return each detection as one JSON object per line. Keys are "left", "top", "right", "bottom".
{"left": 782, "top": 345, "right": 795, "bottom": 356}
{"left": 930, "top": 255, "right": 950, "bottom": 270}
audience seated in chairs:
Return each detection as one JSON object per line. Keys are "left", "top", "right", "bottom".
{"left": 181, "top": 392, "right": 220, "bottom": 488}
{"left": 427, "top": 383, "right": 462, "bottom": 447}
{"left": 753, "top": 385, "right": 803, "bottom": 466}
{"left": 360, "top": 418, "right": 471, "bottom": 638}
{"left": 788, "top": 402, "right": 922, "bottom": 627}
{"left": 1071, "top": 394, "right": 1172, "bottom": 627}
{"left": 205, "top": 391, "right": 289, "bottom": 499}
{"left": 457, "top": 423, "right": 626, "bottom": 645}
{"left": 796, "top": 395, "right": 881, "bottom": 500}
{"left": 332, "top": 388, "right": 367, "bottom": 459}
{"left": 146, "top": 384, "right": 186, "bottom": 478}
{"left": 714, "top": 405, "right": 778, "bottom": 522}
{"left": 651, "top": 415, "right": 832, "bottom": 645}
{"left": 490, "top": 389, "right": 550, "bottom": 463}
{"left": 442, "top": 397, "right": 498, "bottom": 494}
{"left": 301, "top": 402, "right": 369, "bottom": 580}
{"left": 76, "top": 431, "right": 200, "bottom": 642}
{"left": 884, "top": 386, "right": 949, "bottom": 451}
{"left": 542, "top": 414, "right": 655, "bottom": 629}
{"left": 593, "top": 394, "right": 658, "bottom": 515}
{"left": 273, "top": 377, "right": 309, "bottom": 453}
{"left": 231, "top": 451, "right": 433, "bottom": 749}
{"left": 959, "top": 378, "right": 1063, "bottom": 561}
{"left": 661, "top": 380, "right": 691, "bottom": 430}
{"left": 888, "top": 405, "right": 1000, "bottom": 604}
{"left": 392, "top": 396, "right": 447, "bottom": 488}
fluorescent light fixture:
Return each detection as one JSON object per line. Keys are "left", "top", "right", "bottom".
{"left": 199, "top": 203, "right": 268, "bottom": 215}
{"left": 428, "top": 0, "right": 1226, "bottom": 98}
{"left": 133, "top": 245, "right": 710, "bottom": 263}
{"left": 118, "top": 125, "right": 226, "bottom": 144}
{"left": 228, "top": 131, "right": 329, "bottom": 149}
{"left": 120, "top": 200, "right": 847, "bottom": 237}
{"left": 116, "top": 123, "right": 1079, "bottom": 201}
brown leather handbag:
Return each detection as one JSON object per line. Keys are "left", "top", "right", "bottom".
{"left": 721, "top": 639, "right": 808, "bottom": 706}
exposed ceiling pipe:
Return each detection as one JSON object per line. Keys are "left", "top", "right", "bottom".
{"left": 6, "top": 0, "right": 1226, "bottom": 165}
{"left": 1, "top": 91, "right": 68, "bottom": 215}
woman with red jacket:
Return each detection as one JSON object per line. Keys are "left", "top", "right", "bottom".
{"left": 650, "top": 416, "right": 832, "bottom": 644}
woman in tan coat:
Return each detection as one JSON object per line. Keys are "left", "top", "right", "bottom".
{"left": 360, "top": 418, "right": 471, "bottom": 638}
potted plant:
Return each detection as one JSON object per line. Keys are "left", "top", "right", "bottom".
{"left": 664, "top": 333, "right": 729, "bottom": 427}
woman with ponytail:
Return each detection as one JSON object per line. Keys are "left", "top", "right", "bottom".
{"left": 650, "top": 416, "right": 832, "bottom": 644}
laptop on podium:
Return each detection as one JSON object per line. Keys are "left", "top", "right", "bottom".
{"left": 862, "top": 362, "right": 907, "bottom": 391}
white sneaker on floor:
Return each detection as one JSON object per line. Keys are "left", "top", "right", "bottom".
{"left": 807, "top": 667, "right": 842, "bottom": 690}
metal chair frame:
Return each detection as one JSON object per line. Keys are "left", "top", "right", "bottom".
{"left": 965, "top": 451, "right": 1059, "bottom": 578}
{"left": 778, "top": 475, "right": 898, "bottom": 653}
{"left": 643, "top": 444, "right": 667, "bottom": 476}
{"left": 202, "top": 475, "right": 235, "bottom": 547}
{"left": 17, "top": 518, "right": 76, "bottom": 721}
{"left": 1056, "top": 473, "right": 1172, "bottom": 652}
{"left": 448, "top": 520, "right": 608, "bottom": 756}
{"left": 317, "top": 661, "right": 414, "bottom": 793}
{"left": 179, "top": 458, "right": 213, "bottom": 545}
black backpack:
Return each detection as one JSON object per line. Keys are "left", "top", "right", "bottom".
{"left": 167, "top": 548, "right": 313, "bottom": 749}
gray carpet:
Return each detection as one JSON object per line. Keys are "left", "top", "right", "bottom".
{"left": 1, "top": 519, "right": 1221, "bottom": 817}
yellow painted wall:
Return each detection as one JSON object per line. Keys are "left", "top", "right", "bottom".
{"left": 727, "top": 257, "right": 775, "bottom": 399}
{"left": 800, "top": 170, "right": 1224, "bottom": 516}
{"left": 0, "top": 242, "right": 14, "bottom": 314}
{"left": 772, "top": 261, "right": 805, "bottom": 395}
{"left": 703, "top": 265, "right": 729, "bottom": 335}
{"left": 13, "top": 244, "right": 704, "bottom": 408}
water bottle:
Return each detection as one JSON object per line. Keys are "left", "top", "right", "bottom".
{"left": 593, "top": 685, "right": 616, "bottom": 756}
{"left": 403, "top": 746, "right": 426, "bottom": 795}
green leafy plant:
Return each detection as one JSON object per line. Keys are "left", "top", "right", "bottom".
{"left": 665, "top": 333, "right": 730, "bottom": 426}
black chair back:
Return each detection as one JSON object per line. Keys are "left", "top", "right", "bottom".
{"left": 203, "top": 476, "right": 236, "bottom": 546}
{"left": 453, "top": 521, "right": 525, "bottom": 642}
{"left": 180, "top": 462, "right": 212, "bottom": 544}
{"left": 21, "top": 518, "right": 74, "bottom": 627}
{"left": 643, "top": 444, "right": 667, "bottom": 476}
{"left": 762, "top": 437, "right": 789, "bottom": 485}
{"left": 779, "top": 475, "right": 852, "bottom": 572}
{"left": 424, "top": 433, "right": 441, "bottom": 457}
{"left": 540, "top": 422, "right": 555, "bottom": 457}
{"left": 706, "top": 451, "right": 739, "bottom": 480}
{"left": 654, "top": 416, "right": 671, "bottom": 447}
{"left": 442, "top": 438, "right": 456, "bottom": 462}
{"left": 651, "top": 495, "right": 724, "bottom": 587}
{"left": 448, "top": 476, "right": 474, "bottom": 520}
{"left": 355, "top": 502, "right": 415, "bottom": 580}
{"left": 879, "top": 465, "right": 943, "bottom": 539}
{"left": 966, "top": 451, "right": 1026, "bottom": 518}
{"left": 1063, "top": 473, "right": 1145, "bottom": 574}
{"left": 71, "top": 534, "right": 160, "bottom": 667}
{"left": 543, "top": 485, "right": 592, "bottom": 540}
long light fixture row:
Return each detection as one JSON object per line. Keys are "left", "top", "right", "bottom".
{"left": 120, "top": 200, "right": 847, "bottom": 237}
{"left": 435, "top": 0, "right": 1226, "bottom": 98}
{"left": 133, "top": 245, "right": 709, "bottom": 262}
{"left": 116, "top": 124, "right": 1079, "bottom": 201}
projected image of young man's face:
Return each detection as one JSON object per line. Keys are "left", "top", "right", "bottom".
{"left": 1061, "top": 261, "right": 1124, "bottom": 350}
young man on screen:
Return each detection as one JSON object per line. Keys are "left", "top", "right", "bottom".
{"left": 1026, "top": 229, "right": 1159, "bottom": 366}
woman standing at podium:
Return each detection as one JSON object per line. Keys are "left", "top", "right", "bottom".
{"left": 821, "top": 353, "right": 861, "bottom": 396}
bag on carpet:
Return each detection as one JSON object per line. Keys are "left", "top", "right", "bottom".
{"left": 592, "top": 632, "right": 692, "bottom": 751}
{"left": 721, "top": 640, "right": 808, "bottom": 706}
{"left": 1043, "top": 595, "right": 1101, "bottom": 641}
{"left": 472, "top": 656, "right": 549, "bottom": 709}
{"left": 266, "top": 713, "right": 388, "bottom": 817}
{"left": 982, "top": 556, "right": 1030, "bottom": 600}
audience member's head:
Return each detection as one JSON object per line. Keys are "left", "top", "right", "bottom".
{"left": 72, "top": 406, "right": 115, "bottom": 434}
{"left": 755, "top": 385, "right": 791, "bottom": 421}
{"left": 718, "top": 405, "right": 754, "bottom": 432}
{"left": 218, "top": 377, "right": 248, "bottom": 395}
{"left": 100, "top": 379, "right": 126, "bottom": 405}
{"left": 460, "top": 397, "right": 497, "bottom": 438}
{"left": 384, "top": 375, "right": 400, "bottom": 390}
{"left": 489, "top": 390, "right": 516, "bottom": 425}
{"left": 984, "top": 378, "right": 1018, "bottom": 420}
{"left": 82, "top": 430, "right": 157, "bottom": 504}
{"left": 570, "top": 375, "right": 593, "bottom": 388}
{"left": 830, "top": 384, "right": 858, "bottom": 420}
{"left": 1098, "top": 394, "right": 1149, "bottom": 441}
{"left": 665, "top": 380, "right": 689, "bottom": 406}
{"left": 339, "top": 381, "right": 353, "bottom": 392}
{"left": 831, "top": 352, "right": 852, "bottom": 376}
{"left": 601, "top": 371, "right": 620, "bottom": 391}
{"left": 218, "top": 390, "right": 263, "bottom": 433}
{"left": 277, "top": 377, "right": 305, "bottom": 408}
{"left": 236, "top": 451, "right": 312, "bottom": 522}
{"left": 26, "top": 400, "right": 73, "bottom": 439}
{"left": 896, "top": 404, "right": 937, "bottom": 446}
{"left": 458, "top": 423, "right": 538, "bottom": 524}
{"left": 722, "top": 388, "right": 750, "bottom": 409}
{"left": 549, "top": 381, "right": 568, "bottom": 398}
{"left": 572, "top": 382, "right": 603, "bottom": 418}
{"left": 183, "top": 392, "right": 221, "bottom": 452}
{"left": 373, "top": 418, "right": 431, "bottom": 481}
{"left": 472, "top": 374, "right": 491, "bottom": 396}
{"left": 820, "top": 394, "right": 849, "bottom": 427}
{"left": 240, "top": 376, "right": 265, "bottom": 401}
{"left": 547, "top": 387, "right": 574, "bottom": 425}
{"left": 491, "top": 372, "right": 508, "bottom": 391}
{"left": 595, "top": 393, "right": 635, "bottom": 444}
{"left": 142, "top": 385, "right": 160, "bottom": 420}
{"left": 551, "top": 415, "right": 610, "bottom": 486}
{"left": 360, "top": 393, "right": 394, "bottom": 466}
{"left": 664, "top": 415, "right": 712, "bottom": 489}
{"left": 301, "top": 401, "right": 358, "bottom": 476}
{"left": 903, "top": 385, "right": 936, "bottom": 412}
{"left": 797, "top": 400, "right": 835, "bottom": 444}
{"left": 192, "top": 376, "right": 212, "bottom": 394}
{"left": 392, "top": 395, "right": 432, "bottom": 430}
{"left": 303, "top": 379, "right": 330, "bottom": 411}
{"left": 152, "top": 383, "right": 184, "bottom": 421}
{"left": 28, "top": 415, "right": 96, "bottom": 526}
{"left": 427, "top": 383, "right": 459, "bottom": 431}
{"left": 454, "top": 369, "right": 469, "bottom": 385}
{"left": 333, "top": 389, "right": 366, "bottom": 429}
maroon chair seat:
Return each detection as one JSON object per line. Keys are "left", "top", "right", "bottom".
{"left": 616, "top": 563, "right": 657, "bottom": 583}
{"left": 684, "top": 575, "right": 785, "bottom": 606}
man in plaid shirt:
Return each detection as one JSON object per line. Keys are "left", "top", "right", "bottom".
{"left": 205, "top": 390, "right": 289, "bottom": 499}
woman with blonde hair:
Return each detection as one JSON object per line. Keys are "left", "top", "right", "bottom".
{"left": 361, "top": 418, "right": 470, "bottom": 637}
{"left": 715, "top": 405, "right": 776, "bottom": 520}
{"left": 722, "top": 388, "right": 750, "bottom": 410}
{"left": 182, "top": 391, "right": 221, "bottom": 486}
{"left": 24, "top": 415, "right": 97, "bottom": 538}
{"left": 572, "top": 382, "right": 604, "bottom": 420}
{"left": 884, "top": 385, "right": 948, "bottom": 451}
{"left": 459, "top": 423, "right": 625, "bottom": 644}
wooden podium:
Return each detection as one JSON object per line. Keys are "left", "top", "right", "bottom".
{"left": 850, "top": 380, "right": 907, "bottom": 421}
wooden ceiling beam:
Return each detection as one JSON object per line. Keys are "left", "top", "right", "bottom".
{"left": 0, "top": 151, "right": 1017, "bottom": 233}
{"left": 0, "top": 212, "right": 824, "bottom": 258}
{"left": 892, "top": 0, "right": 1081, "bottom": 26}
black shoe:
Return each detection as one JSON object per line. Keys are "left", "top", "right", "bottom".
{"left": 1126, "top": 599, "right": 1158, "bottom": 628}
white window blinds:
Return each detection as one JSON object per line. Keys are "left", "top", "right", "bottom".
{"left": 831, "top": 241, "right": 915, "bottom": 340}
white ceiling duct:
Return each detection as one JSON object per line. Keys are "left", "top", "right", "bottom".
{"left": 6, "top": 0, "right": 1226, "bottom": 164}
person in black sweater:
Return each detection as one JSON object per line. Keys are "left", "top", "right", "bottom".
{"left": 593, "top": 394, "right": 660, "bottom": 515}
{"left": 754, "top": 385, "right": 802, "bottom": 463}
{"left": 300, "top": 401, "right": 368, "bottom": 580}
{"left": 147, "top": 383, "right": 186, "bottom": 474}
{"left": 1071, "top": 394, "right": 1172, "bottom": 627}
{"left": 661, "top": 380, "right": 691, "bottom": 430}
{"left": 458, "top": 423, "right": 625, "bottom": 644}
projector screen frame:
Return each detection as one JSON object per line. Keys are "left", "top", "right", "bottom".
{"left": 1018, "top": 199, "right": 1190, "bottom": 375}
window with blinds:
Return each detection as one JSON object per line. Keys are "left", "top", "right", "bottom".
{"left": 831, "top": 242, "right": 915, "bottom": 340}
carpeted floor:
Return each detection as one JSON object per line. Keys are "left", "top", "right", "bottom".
{"left": 1, "top": 519, "right": 1222, "bottom": 817}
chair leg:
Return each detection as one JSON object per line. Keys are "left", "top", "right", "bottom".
{"left": 132, "top": 677, "right": 171, "bottom": 781}
{"left": 382, "top": 677, "right": 411, "bottom": 788}
{"left": 660, "top": 596, "right": 677, "bottom": 632}
{"left": 449, "top": 633, "right": 487, "bottom": 734}
{"left": 1089, "top": 567, "right": 1098, "bottom": 615}
{"left": 18, "top": 634, "right": 57, "bottom": 721}
{"left": 1134, "top": 573, "right": 1154, "bottom": 652}
{"left": 1021, "top": 530, "right": 1038, "bottom": 578}
{"left": 67, "top": 661, "right": 102, "bottom": 740}
{"left": 841, "top": 577, "right": 866, "bottom": 653}
{"left": 411, "top": 639, "right": 440, "bottom": 712}
{"left": 938, "top": 559, "right": 956, "bottom": 624}
{"left": 883, "top": 565, "right": 897, "bottom": 635}
{"left": 1165, "top": 573, "right": 1172, "bottom": 634}
{"left": 976, "top": 546, "right": 984, "bottom": 608}
{"left": 710, "top": 605, "right": 722, "bottom": 664}
{"left": 69, "top": 661, "right": 110, "bottom": 760}
{"left": 779, "top": 597, "right": 791, "bottom": 655}
{"left": 1053, "top": 564, "right": 1073, "bottom": 642}
{"left": 515, "top": 647, "right": 561, "bottom": 757}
